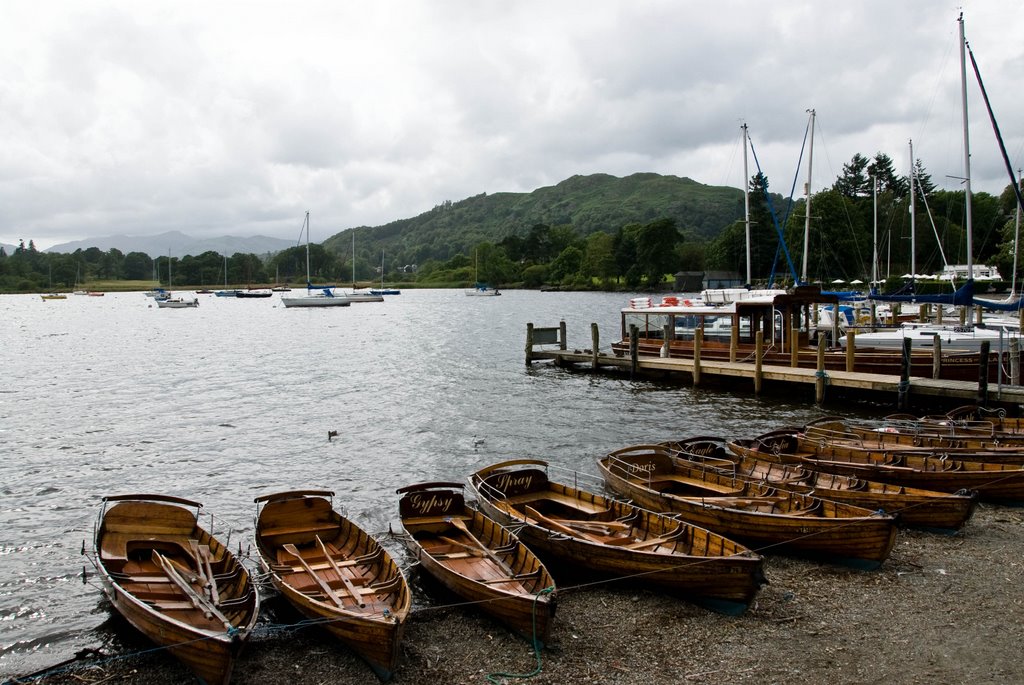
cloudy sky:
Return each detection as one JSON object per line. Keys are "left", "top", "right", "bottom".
{"left": 2, "top": 1, "right": 1022, "bottom": 250}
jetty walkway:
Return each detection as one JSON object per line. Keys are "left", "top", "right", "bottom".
{"left": 525, "top": 322, "right": 1024, "bottom": 410}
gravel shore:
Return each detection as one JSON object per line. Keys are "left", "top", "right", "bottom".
{"left": 19, "top": 504, "right": 1024, "bottom": 685}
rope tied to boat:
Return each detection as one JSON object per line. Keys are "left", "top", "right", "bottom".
{"left": 814, "top": 369, "right": 830, "bottom": 385}
{"left": 485, "top": 585, "right": 556, "bottom": 685}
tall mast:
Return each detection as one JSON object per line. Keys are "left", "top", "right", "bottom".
{"left": 958, "top": 13, "right": 974, "bottom": 281}
{"left": 909, "top": 139, "right": 916, "bottom": 280}
{"left": 742, "top": 123, "right": 751, "bottom": 286}
{"left": 305, "top": 211, "right": 311, "bottom": 285}
{"left": 872, "top": 176, "right": 878, "bottom": 287}
{"left": 352, "top": 230, "right": 356, "bottom": 285}
{"left": 1014, "top": 168, "right": 1022, "bottom": 297}
{"left": 801, "top": 108, "right": 815, "bottom": 284}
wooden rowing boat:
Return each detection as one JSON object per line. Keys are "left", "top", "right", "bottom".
{"left": 91, "top": 494, "right": 259, "bottom": 685}
{"left": 696, "top": 435, "right": 979, "bottom": 533}
{"left": 253, "top": 490, "right": 410, "bottom": 681}
{"left": 805, "top": 417, "right": 1024, "bottom": 452}
{"left": 707, "top": 429, "right": 1024, "bottom": 503}
{"left": 396, "top": 482, "right": 556, "bottom": 643}
{"left": 599, "top": 445, "right": 898, "bottom": 569}
{"left": 467, "top": 459, "right": 765, "bottom": 615}
{"left": 795, "top": 422, "right": 1024, "bottom": 465}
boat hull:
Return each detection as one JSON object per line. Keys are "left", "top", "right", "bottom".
{"left": 92, "top": 495, "right": 259, "bottom": 685}
{"left": 397, "top": 483, "right": 555, "bottom": 643}
{"left": 599, "top": 447, "right": 897, "bottom": 569}
{"left": 254, "top": 491, "right": 410, "bottom": 680}
{"left": 468, "top": 460, "right": 764, "bottom": 615}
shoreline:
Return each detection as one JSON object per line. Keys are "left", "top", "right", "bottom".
{"left": 17, "top": 504, "right": 1024, "bottom": 685}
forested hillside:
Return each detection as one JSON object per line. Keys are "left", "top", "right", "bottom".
{"left": 324, "top": 173, "right": 745, "bottom": 268}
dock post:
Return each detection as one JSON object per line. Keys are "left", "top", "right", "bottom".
{"left": 559, "top": 321, "right": 567, "bottom": 351}
{"left": 661, "top": 324, "right": 671, "bottom": 358}
{"left": 870, "top": 302, "right": 877, "bottom": 331}
{"left": 525, "top": 323, "right": 535, "bottom": 366}
{"left": 790, "top": 322, "right": 799, "bottom": 368}
{"left": 815, "top": 342, "right": 826, "bottom": 404}
{"left": 932, "top": 338, "right": 942, "bottom": 379}
{"left": 629, "top": 325, "right": 639, "bottom": 380}
{"left": 693, "top": 329, "right": 703, "bottom": 387}
{"left": 1011, "top": 338, "right": 1020, "bottom": 385}
{"left": 898, "top": 338, "right": 912, "bottom": 410}
{"left": 977, "top": 340, "right": 990, "bottom": 406}
{"left": 975, "top": 305, "right": 983, "bottom": 325}
{"left": 754, "top": 330, "right": 764, "bottom": 395}
{"left": 845, "top": 330, "right": 855, "bottom": 372}
{"left": 729, "top": 324, "right": 738, "bottom": 362}
{"left": 591, "top": 323, "right": 600, "bottom": 369}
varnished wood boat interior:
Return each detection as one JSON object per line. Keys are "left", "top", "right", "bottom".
{"left": 98, "top": 497, "right": 257, "bottom": 633}
{"left": 256, "top": 493, "right": 407, "bottom": 617}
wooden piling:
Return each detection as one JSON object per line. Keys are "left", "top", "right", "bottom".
{"left": 932, "top": 338, "right": 942, "bottom": 379}
{"left": 898, "top": 338, "right": 912, "bottom": 410}
{"left": 978, "top": 340, "right": 990, "bottom": 406}
{"left": 559, "top": 321, "right": 567, "bottom": 351}
{"left": 815, "top": 342, "right": 826, "bottom": 404}
{"left": 661, "top": 323, "right": 671, "bottom": 358}
{"left": 629, "top": 324, "right": 639, "bottom": 379}
{"left": 790, "top": 323, "right": 799, "bottom": 368}
{"left": 729, "top": 324, "right": 738, "bottom": 363}
{"left": 754, "top": 330, "right": 763, "bottom": 395}
{"left": 525, "top": 323, "right": 535, "bottom": 366}
{"left": 845, "top": 330, "right": 855, "bottom": 372}
{"left": 693, "top": 329, "right": 702, "bottom": 387}
{"left": 591, "top": 323, "right": 600, "bottom": 369}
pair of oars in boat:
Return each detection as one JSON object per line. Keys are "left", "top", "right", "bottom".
{"left": 152, "top": 550, "right": 234, "bottom": 631}
{"left": 282, "top": 538, "right": 367, "bottom": 608}
{"left": 437, "top": 517, "right": 539, "bottom": 585}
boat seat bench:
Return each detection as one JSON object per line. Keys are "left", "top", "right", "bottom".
{"left": 259, "top": 523, "right": 340, "bottom": 540}
{"left": 100, "top": 533, "right": 193, "bottom": 562}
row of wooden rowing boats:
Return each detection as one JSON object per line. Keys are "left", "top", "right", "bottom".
{"left": 83, "top": 408, "right": 1021, "bottom": 682}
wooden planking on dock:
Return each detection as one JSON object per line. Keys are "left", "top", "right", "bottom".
{"left": 528, "top": 347, "right": 1024, "bottom": 406}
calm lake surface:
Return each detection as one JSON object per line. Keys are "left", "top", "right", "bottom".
{"left": 0, "top": 288, "right": 875, "bottom": 677}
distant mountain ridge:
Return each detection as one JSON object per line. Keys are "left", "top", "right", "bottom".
{"left": 29, "top": 173, "right": 749, "bottom": 264}
{"left": 43, "top": 231, "right": 294, "bottom": 259}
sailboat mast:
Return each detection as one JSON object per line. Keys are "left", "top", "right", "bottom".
{"left": 305, "top": 211, "right": 311, "bottom": 285}
{"left": 909, "top": 139, "right": 916, "bottom": 280}
{"left": 872, "top": 176, "right": 878, "bottom": 287}
{"left": 352, "top": 231, "right": 356, "bottom": 285}
{"left": 742, "top": 123, "right": 752, "bottom": 286}
{"left": 1014, "top": 168, "right": 1022, "bottom": 297}
{"left": 801, "top": 108, "right": 815, "bottom": 284}
{"left": 958, "top": 13, "right": 974, "bottom": 281}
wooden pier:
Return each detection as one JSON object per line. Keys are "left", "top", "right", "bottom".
{"left": 525, "top": 322, "right": 1024, "bottom": 410}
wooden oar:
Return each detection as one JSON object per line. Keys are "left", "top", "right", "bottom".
{"left": 282, "top": 543, "right": 345, "bottom": 608}
{"left": 447, "top": 518, "right": 517, "bottom": 576}
{"left": 523, "top": 505, "right": 608, "bottom": 544}
{"left": 625, "top": 524, "right": 685, "bottom": 550}
{"left": 153, "top": 551, "right": 233, "bottom": 630}
{"left": 316, "top": 535, "right": 365, "bottom": 608}
{"left": 196, "top": 544, "right": 220, "bottom": 605}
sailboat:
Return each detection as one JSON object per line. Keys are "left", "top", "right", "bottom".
{"left": 280, "top": 212, "right": 352, "bottom": 308}
{"left": 845, "top": 14, "right": 1018, "bottom": 353}
{"left": 41, "top": 263, "right": 66, "bottom": 300}
{"left": 339, "top": 232, "right": 384, "bottom": 302}
{"left": 155, "top": 253, "right": 197, "bottom": 307}
{"left": 215, "top": 254, "right": 238, "bottom": 297}
{"left": 465, "top": 249, "right": 500, "bottom": 296}
{"left": 156, "top": 251, "right": 199, "bottom": 308}
{"left": 369, "top": 250, "right": 401, "bottom": 295}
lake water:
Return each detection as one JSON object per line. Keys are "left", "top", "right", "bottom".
{"left": 0, "top": 288, "right": 863, "bottom": 677}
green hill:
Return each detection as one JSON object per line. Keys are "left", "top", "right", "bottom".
{"left": 323, "top": 172, "right": 745, "bottom": 268}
